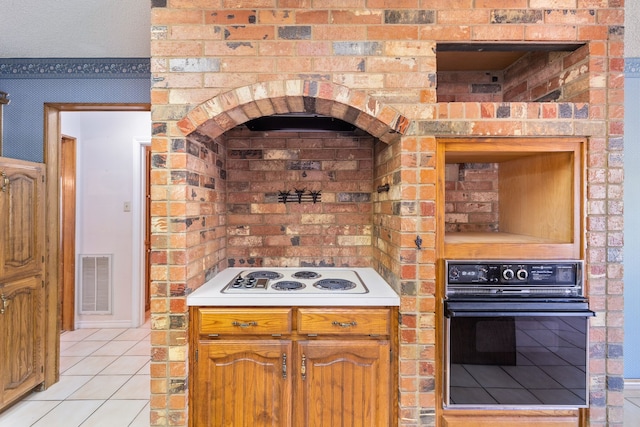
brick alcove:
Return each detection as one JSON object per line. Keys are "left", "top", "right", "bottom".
{"left": 149, "top": 80, "right": 414, "bottom": 425}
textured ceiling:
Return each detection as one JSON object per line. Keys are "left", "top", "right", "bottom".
{"left": 0, "top": 0, "right": 150, "bottom": 58}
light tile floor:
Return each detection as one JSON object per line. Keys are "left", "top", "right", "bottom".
{"left": 1, "top": 322, "right": 639, "bottom": 426}
{"left": 625, "top": 383, "right": 640, "bottom": 426}
{"left": 0, "top": 321, "right": 150, "bottom": 427}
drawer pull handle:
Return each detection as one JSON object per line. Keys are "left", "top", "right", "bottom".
{"left": 0, "top": 293, "right": 9, "bottom": 315}
{"left": 231, "top": 321, "right": 257, "bottom": 328}
{"left": 301, "top": 354, "right": 306, "bottom": 381}
{"left": 332, "top": 321, "right": 357, "bottom": 328}
{"left": 1, "top": 171, "right": 9, "bottom": 193}
{"left": 282, "top": 353, "right": 287, "bottom": 379}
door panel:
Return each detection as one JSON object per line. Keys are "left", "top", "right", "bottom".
{"left": 0, "top": 275, "right": 45, "bottom": 407}
{"left": 296, "top": 340, "right": 390, "bottom": 427}
{"left": 195, "top": 340, "right": 292, "bottom": 427}
{"left": 0, "top": 159, "right": 44, "bottom": 280}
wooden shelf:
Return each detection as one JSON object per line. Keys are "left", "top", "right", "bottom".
{"left": 445, "top": 231, "right": 562, "bottom": 244}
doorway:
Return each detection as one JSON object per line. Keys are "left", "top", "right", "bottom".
{"left": 45, "top": 104, "right": 151, "bottom": 338}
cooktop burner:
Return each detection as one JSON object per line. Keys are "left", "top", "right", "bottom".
{"left": 272, "top": 281, "right": 305, "bottom": 291}
{"left": 313, "top": 278, "right": 356, "bottom": 291}
{"left": 292, "top": 271, "right": 321, "bottom": 279}
{"left": 246, "top": 271, "right": 284, "bottom": 280}
{"left": 221, "top": 268, "right": 369, "bottom": 294}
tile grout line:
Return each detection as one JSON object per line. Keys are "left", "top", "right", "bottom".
{"left": 0, "top": 321, "right": 151, "bottom": 427}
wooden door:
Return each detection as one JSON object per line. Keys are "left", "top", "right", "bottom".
{"left": 60, "top": 136, "right": 76, "bottom": 331}
{"left": 296, "top": 340, "right": 391, "bottom": 427}
{"left": 0, "top": 157, "right": 46, "bottom": 410}
{"left": 144, "top": 145, "right": 151, "bottom": 312}
{"left": 193, "top": 340, "right": 293, "bottom": 427}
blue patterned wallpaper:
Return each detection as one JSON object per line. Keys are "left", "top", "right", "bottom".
{"left": 626, "top": 57, "right": 640, "bottom": 77}
{"left": 0, "top": 58, "right": 151, "bottom": 162}
{"left": 0, "top": 58, "right": 150, "bottom": 79}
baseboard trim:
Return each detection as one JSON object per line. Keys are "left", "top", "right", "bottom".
{"left": 75, "top": 320, "right": 135, "bottom": 329}
{"left": 625, "top": 379, "right": 640, "bottom": 389}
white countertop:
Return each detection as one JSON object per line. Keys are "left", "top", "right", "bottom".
{"left": 187, "top": 267, "right": 400, "bottom": 307}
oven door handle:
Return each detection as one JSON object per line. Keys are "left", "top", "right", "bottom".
{"left": 445, "top": 308, "right": 595, "bottom": 318}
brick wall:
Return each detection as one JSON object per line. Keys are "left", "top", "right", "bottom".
{"left": 504, "top": 45, "right": 591, "bottom": 102}
{"left": 444, "top": 163, "right": 499, "bottom": 233}
{"left": 225, "top": 127, "right": 376, "bottom": 268}
{"left": 150, "top": 3, "right": 624, "bottom": 426}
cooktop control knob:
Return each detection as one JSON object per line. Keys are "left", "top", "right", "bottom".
{"left": 516, "top": 268, "right": 529, "bottom": 280}
{"left": 502, "top": 267, "right": 515, "bottom": 281}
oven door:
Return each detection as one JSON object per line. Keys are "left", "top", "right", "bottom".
{"left": 444, "top": 298, "right": 595, "bottom": 409}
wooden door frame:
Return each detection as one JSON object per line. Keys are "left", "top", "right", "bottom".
{"left": 43, "top": 103, "right": 150, "bottom": 387}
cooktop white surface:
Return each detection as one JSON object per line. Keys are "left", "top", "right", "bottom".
{"left": 187, "top": 267, "right": 400, "bottom": 307}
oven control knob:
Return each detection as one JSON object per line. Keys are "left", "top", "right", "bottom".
{"left": 502, "top": 268, "right": 515, "bottom": 281}
{"left": 516, "top": 268, "right": 528, "bottom": 280}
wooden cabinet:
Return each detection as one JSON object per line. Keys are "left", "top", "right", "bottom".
{"left": 190, "top": 306, "right": 397, "bottom": 427}
{"left": 437, "top": 137, "right": 584, "bottom": 260}
{"left": 296, "top": 340, "right": 390, "bottom": 427}
{"left": 441, "top": 412, "right": 580, "bottom": 427}
{"left": 0, "top": 158, "right": 46, "bottom": 411}
{"left": 0, "top": 159, "right": 45, "bottom": 281}
{"left": 0, "top": 276, "right": 45, "bottom": 409}
{"left": 193, "top": 340, "right": 292, "bottom": 427}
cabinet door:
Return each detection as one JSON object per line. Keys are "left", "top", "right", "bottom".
{"left": 0, "top": 159, "right": 45, "bottom": 281}
{"left": 193, "top": 340, "right": 292, "bottom": 427}
{"left": 296, "top": 340, "right": 391, "bottom": 427}
{"left": 0, "top": 275, "right": 45, "bottom": 408}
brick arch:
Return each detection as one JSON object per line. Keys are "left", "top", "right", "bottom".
{"left": 176, "top": 79, "right": 410, "bottom": 144}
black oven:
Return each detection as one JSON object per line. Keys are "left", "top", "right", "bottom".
{"left": 443, "top": 260, "right": 594, "bottom": 409}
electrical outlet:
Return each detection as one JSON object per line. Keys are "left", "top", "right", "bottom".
{"left": 123, "top": 202, "right": 131, "bottom": 212}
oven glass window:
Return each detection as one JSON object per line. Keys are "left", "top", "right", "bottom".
{"left": 447, "top": 315, "right": 589, "bottom": 407}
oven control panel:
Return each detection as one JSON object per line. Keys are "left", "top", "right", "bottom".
{"left": 445, "top": 260, "right": 584, "bottom": 295}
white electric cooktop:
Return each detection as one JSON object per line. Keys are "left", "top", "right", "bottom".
{"left": 187, "top": 267, "right": 400, "bottom": 307}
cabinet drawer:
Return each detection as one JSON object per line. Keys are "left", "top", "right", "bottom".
{"left": 298, "top": 308, "right": 391, "bottom": 335}
{"left": 197, "top": 308, "right": 293, "bottom": 335}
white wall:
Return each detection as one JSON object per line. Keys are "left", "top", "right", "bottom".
{"left": 628, "top": 2, "right": 640, "bottom": 57}
{"left": 62, "top": 111, "right": 151, "bottom": 328}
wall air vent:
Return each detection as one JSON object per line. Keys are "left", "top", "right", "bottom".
{"left": 79, "top": 254, "right": 112, "bottom": 314}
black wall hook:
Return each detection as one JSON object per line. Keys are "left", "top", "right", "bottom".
{"left": 377, "top": 183, "right": 390, "bottom": 193}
